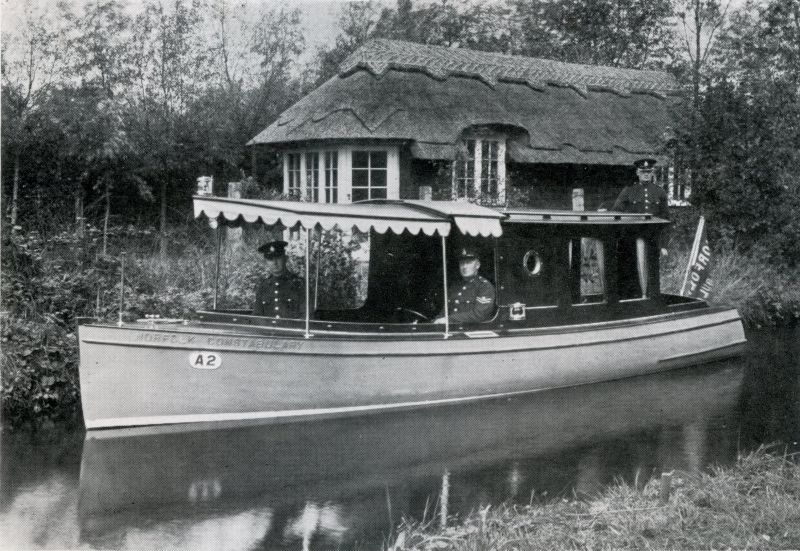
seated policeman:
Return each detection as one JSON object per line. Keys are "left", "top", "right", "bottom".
{"left": 434, "top": 247, "right": 496, "bottom": 324}
{"left": 252, "top": 240, "right": 305, "bottom": 318}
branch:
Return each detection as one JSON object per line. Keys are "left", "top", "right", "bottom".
{"left": 699, "top": 0, "right": 732, "bottom": 67}
{"left": 680, "top": 17, "right": 697, "bottom": 64}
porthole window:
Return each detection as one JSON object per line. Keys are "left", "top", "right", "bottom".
{"left": 522, "top": 249, "right": 543, "bottom": 276}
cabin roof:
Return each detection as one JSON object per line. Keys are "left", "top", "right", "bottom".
{"left": 249, "top": 39, "right": 680, "bottom": 166}
{"left": 501, "top": 209, "right": 670, "bottom": 225}
{"left": 194, "top": 196, "right": 667, "bottom": 241}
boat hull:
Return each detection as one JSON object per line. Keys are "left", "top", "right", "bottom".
{"left": 78, "top": 308, "right": 746, "bottom": 429}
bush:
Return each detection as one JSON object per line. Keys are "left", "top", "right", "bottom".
{"left": 1, "top": 319, "right": 80, "bottom": 428}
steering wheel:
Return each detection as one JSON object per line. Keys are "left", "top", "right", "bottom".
{"left": 395, "top": 307, "right": 431, "bottom": 323}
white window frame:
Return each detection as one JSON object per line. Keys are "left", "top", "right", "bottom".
{"left": 452, "top": 134, "right": 506, "bottom": 203}
{"left": 284, "top": 153, "right": 302, "bottom": 198}
{"left": 283, "top": 146, "right": 399, "bottom": 203}
{"left": 665, "top": 164, "right": 691, "bottom": 206}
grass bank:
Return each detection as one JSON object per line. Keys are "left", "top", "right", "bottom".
{"left": 392, "top": 448, "right": 800, "bottom": 551}
{"left": 661, "top": 245, "right": 800, "bottom": 328}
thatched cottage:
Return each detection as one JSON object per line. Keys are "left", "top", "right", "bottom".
{"left": 248, "top": 39, "right": 685, "bottom": 210}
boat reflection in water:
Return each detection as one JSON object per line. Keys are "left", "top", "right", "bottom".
{"left": 79, "top": 361, "right": 745, "bottom": 550}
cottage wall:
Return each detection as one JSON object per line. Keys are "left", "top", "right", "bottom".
{"left": 398, "top": 151, "right": 634, "bottom": 210}
{"left": 507, "top": 164, "right": 633, "bottom": 210}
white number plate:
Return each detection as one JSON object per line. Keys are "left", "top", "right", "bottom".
{"left": 188, "top": 351, "right": 222, "bottom": 370}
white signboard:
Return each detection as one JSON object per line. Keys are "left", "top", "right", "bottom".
{"left": 196, "top": 176, "right": 213, "bottom": 196}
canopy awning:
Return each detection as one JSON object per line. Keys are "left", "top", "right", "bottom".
{"left": 193, "top": 197, "right": 505, "bottom": 237}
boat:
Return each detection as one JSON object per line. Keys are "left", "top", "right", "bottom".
{"left": 77, "top": 197, "right": 747, "bottom": 429}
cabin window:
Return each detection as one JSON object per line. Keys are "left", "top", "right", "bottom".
{"left": 522, "top": 249, "right": 543, "bottom": 276}
{"left": 305, "top": 152, "right": 320, "bottom": 202}
{"left": 616, "top": 237, "right": 649, "bottom": 300}
{"left": 453, "top": 138, "right": 506, "bottom": 203}
{"left": 570, "top": 238, "right": 606, "bottom": 305}
{"left": 286, "top": 153, "right": 302, "bottom": 198}
{"left": 352, "top": 150, "right": 388, "bottom": 201}
{"left": 324, "top": 151, "right": 338, "bottom": 203}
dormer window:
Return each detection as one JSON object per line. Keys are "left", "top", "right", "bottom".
{"left": 453, "top": 136, "right": 506, "bottom": 203}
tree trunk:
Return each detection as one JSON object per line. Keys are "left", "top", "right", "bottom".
{"left": 691, "top": 0, "right": 702, "bottom": 189}
{"left": 11, "top": 152, "right": 20, "bottom": 226}
{"left": 75, "top": 188, "right": 85, "bottom": 240}
{"left": 103, "top": 182, "right": 111, "bottom": 256}
{"left": 159, "top": 179, "right": 167, "bottom": 266}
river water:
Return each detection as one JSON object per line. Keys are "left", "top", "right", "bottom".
{"left": 2, "top": 327, "right": 798, "bottom": 550}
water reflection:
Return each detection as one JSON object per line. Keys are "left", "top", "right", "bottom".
{"left": 77, "top": 361, "right": 746, "bottom": 550}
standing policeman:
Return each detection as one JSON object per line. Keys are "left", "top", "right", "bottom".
{"left": 434, "top": 247, "right": 496, "bottom": 324}
{"left": 612, "top": 158, "right": 670, "bottom": 220}
{"left": 252, "top": 240, "right": 305, "bottom": 318}
{"left": 613, "top": 157, "right": 670, "bottom": 257}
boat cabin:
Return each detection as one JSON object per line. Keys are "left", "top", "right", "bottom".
{"left": 194, "top": 196, "right": 701, "bottom": 337}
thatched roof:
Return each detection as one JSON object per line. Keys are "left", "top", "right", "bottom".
{"left": 249, "top": 40, "right": 680, "bottom": 165}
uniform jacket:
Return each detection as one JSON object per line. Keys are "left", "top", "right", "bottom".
{"left": 443, "top": 274, "right": 496, "bottom": 324}
{"left": 253, "top": 272, "right": 305, "bottom": 318}
{"left": 612, "top": 182, "right": 670, "bottom": 219}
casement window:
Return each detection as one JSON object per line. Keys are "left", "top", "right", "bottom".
{"left": 351, "top": 150, "right": 388, "bottom": 201}
{"left": 454, "top": 139, "right": 476, "bottom": 199}
{"left": 453, "top": 137, "right": 505, "bottom": 202}
{"left": 305, "top": 152, "right": 320, "bottom": 202}
{"left": 661, "top": 164, "right": 691, "bottom": 206}
{"left": 283, "top": 147, "right": 399, "bottom": 203}
{"left": 286, "top": 153, "right": 302, "bottom": 198}
{"left": 324, "top": 151, "right": 338, "bottom": 203}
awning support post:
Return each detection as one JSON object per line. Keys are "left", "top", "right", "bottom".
{"left": 212, "top": 223, "right": 223, "bottom": 310}
{"left": 304, "top": 227, "right": 312, "bottom": 339}
{"left": 314, "top": 229, "right": 322, "bottom": 310}
{"left": 441, "top": 234, "right": 451, "bottom": 339}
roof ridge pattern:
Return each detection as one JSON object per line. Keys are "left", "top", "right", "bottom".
{"left": 340, "top": 39, "right": 680, "bottom": 96}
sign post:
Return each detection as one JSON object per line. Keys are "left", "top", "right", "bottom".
{"left": 680, "top": 216, "right": 714, "bottom": 299}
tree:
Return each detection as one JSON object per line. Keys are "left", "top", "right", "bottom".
{"left": 690, "top": 0, "right": 800, "bottom": 264}
{"left": 1, "top": 0, "right": 70, "bottom": 227}
{"left": 510, "top": 0, "right": 676, "bottom": 68}
{"left": 194, "top": 0, "right": 305, "bottom": 183}
{"left": 314, "top": 1, "right": 383, "bottom": 83}
{"left": 64, "top": 0, "right": 149, "bottom": 248}
{"left": 314, "top": 0, "right": 514, "bottom": 84}
{"left": 128, "top": 0, "right": 210, "bottom": 264}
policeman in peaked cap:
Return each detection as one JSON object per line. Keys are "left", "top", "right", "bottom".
{"left": 434, "top": 246, "right": 496, "bottom": 325}
{"left": 252, "top": 240, "right": 306, "bottom": 319}
{"left": 612, "top": 158, "right": 670, "bottom": 220}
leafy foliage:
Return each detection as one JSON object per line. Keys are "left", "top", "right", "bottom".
{"left": 684, "top": 0, "right": 800, "bottom": 266}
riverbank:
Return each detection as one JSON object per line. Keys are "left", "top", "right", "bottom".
{"left": 661, "top": 246, "right": 800, "bottom": 328}
{"left": 393, "top": 448, "right": 800, "bottom": 551}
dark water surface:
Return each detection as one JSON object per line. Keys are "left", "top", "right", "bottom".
{"left": 2, "top": 328, "right": 798, "bottom": 550}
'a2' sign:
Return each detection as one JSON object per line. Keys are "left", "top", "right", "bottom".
{"left": 188, "top": 351, "right": 222, "bottom": 370}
